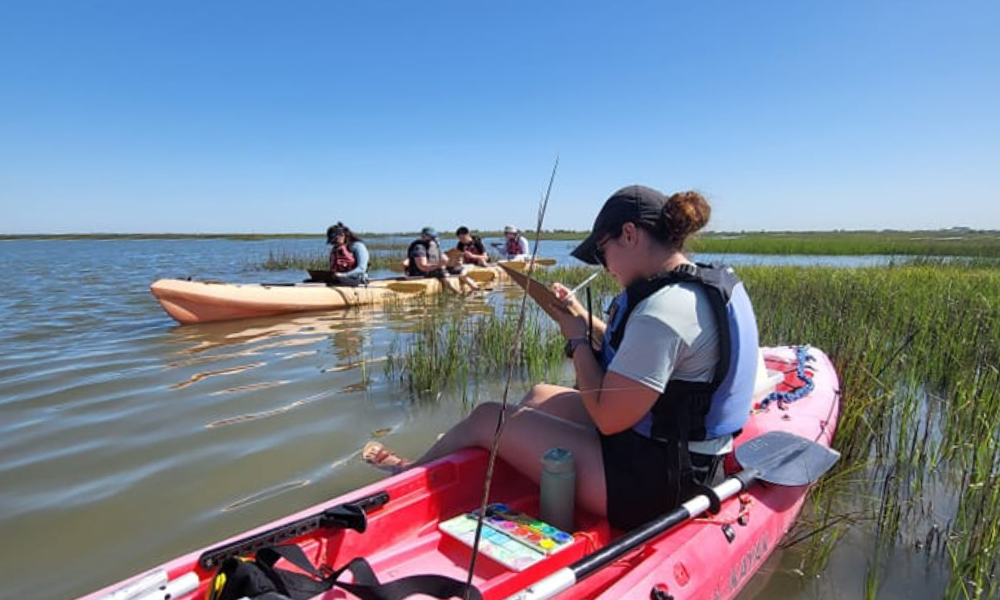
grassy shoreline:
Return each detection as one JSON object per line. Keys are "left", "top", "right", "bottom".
{"left": 5, "top": 229, "right": 1000, "bottom": 258}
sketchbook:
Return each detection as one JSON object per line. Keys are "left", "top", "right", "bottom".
{"left": 444, "top": 247, "right": 464, "bottom": 267}
{"left": 498, "top": 264, "right": 604, "bottom": 351}
{"left": 497, "top": 263, "right": 572, "bottom": 321}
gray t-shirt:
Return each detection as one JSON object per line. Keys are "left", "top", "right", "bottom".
{"left": 607, "top": 281, "right": 732, "bottom": 454}
{"left": 408, "top": 239, "right": 444, "bottom": 276}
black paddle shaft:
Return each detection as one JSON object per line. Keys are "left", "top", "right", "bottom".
{"left": 573, "top": 506, "right": 695, "bottom": 580}
{"left": 503, "top": 431, "right": 840, "bottom": 600}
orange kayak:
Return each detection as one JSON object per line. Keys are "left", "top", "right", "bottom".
{"left": 151, "top": 267, "right": 502, "bottom": 325}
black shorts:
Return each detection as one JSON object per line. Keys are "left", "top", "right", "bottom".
{"left": 600, "top": 429, "right": 725, "bottom": 531}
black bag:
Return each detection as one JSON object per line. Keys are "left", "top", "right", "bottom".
{"left": 208, "top": 544, "right": 483, "bottom": 600}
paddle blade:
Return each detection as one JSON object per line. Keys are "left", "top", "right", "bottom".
{"left": 735, "top": 430, "right": 840, "bottom": 487}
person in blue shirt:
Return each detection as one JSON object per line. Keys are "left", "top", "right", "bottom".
{"left": 326, "top": 222, "right": 369, "bottom": 286}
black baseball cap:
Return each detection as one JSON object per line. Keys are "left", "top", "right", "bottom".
{"left": 571, "top": 185, "right": 668, "bottom": 264}
{"left": 326, "top": 224, "right": 345, "bottom": 243}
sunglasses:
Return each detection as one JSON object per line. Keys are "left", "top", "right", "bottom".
{"left": 594, "top": 234, "right": 616, "bottom": 268}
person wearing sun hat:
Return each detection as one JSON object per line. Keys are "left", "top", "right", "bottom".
{"left": 498, "top": 224, "right": 530, "bottom": 260}
{"left": 363, "top": 184, "right": 760, "bottom": 533}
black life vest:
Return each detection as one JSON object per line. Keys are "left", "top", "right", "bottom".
{"left": 406, "top": 239, "right": 444, "bottom": 276}
{"left": 602, "top": 262, "right": 759, "bottom": 443}
{"left": 600, "top": 262, "right": 759, "bottom": 507}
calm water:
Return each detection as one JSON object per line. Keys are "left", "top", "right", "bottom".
{"left": 0, "top": 239, "right": 943, "bottom": 600}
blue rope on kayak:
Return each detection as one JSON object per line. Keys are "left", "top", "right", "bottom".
{"left": 759, "top": 345, "right": 815, "bottom": 408}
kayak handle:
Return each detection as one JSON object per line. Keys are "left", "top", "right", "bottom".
{"left": 198, "top": 490, "right": 389, "bottom": 569}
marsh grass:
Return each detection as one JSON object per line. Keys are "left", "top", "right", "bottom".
{"left": 735, "top": 261, "right": 1000, "bottom": 598}
{"left": 693, "top": 230, "right": 1000, "bottom": 258}
{"left": 253, "top": 246, "right": 406, "bottom": 272}
{"left": 383, "top": 295, "right": 564, "bottom": 401}
{"left": 256, "top": 248, "right": 326, "bottom": 271}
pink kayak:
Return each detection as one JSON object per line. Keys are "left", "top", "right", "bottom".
{"left": 79, "top": 345, "right": 840, "bottom": 600}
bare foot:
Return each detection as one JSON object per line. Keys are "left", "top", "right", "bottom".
{"left": 362, "top": 441, "right": 412, "bottom": 475}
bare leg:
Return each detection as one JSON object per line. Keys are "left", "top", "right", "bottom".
{"left": 459, "top": 274, "right": 481, "bottom": 291}
{"left": 520, "top": 384, "right": 593, "bottom": 426}
{"left": 440, "top": 276, "right": 463, "bottom": 294}
{"left": 410, "top": 402, "right": 608, "bottom": 516}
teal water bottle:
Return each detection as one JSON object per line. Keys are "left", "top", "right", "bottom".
{"left": 539, "top": 447, "right": 576, "bottom": 532}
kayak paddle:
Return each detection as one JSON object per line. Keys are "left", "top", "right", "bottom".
{"left": 502, "top": 430, "right": 840, "bottom": 600}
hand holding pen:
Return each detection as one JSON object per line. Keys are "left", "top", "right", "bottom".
{"left": 563, "top": 270, "right": 600, "bottom": 299}
{"left": 550, "top": 270, "right": 600, "bottom": 319}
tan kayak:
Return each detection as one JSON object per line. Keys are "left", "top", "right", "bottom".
{"left": 391, "top": 258, "right": 556, "bottom": 274}
{"left": 151, "top": 267, "right": 502, "bottom": 325}
{"left": 493, "top": 258, "right": 556, "bottom": 272}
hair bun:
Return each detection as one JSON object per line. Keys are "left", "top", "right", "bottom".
{"left": 656, "top": 191, "right": 710, "bottom": 249}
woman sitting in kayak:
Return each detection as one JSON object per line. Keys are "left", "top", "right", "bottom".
{"left": 326, "top": 222, "right": 369, "bottom": 286}
{"left": 365, "top": 185, "right": 760, "bottom": 530}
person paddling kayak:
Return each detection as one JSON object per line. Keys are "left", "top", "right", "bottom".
{"left": 365, "top": 185, "right": 761, "bottom": 530}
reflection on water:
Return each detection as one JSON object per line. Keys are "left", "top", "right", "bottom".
{"left": 170, "top": 363, "right": 267, "bottom": 390}
{"left": 0, "top": 238, "right": 944, "bottom": 600}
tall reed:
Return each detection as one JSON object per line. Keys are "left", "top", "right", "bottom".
{"left": 738, "top": 261, "right": 1000, "bottom": 598}
{"left": 384, "top": 296, "right": 565, "bottom": 400}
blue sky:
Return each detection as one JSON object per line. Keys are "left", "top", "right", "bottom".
{"left": 2, "top": 1, "right": 998, "bottom": 234}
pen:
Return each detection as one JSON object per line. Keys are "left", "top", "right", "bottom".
{"left": 564, "top": 271, "right": 600, "bottom": 299}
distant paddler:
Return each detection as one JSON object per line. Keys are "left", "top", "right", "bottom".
{"left": 453, "top": 226, "right": 490, "bottom": 267}
{"left": 492, "top": 224, "right": 531, "bottom": 261}
{"left": 404, "top": 226, "right": 481, "bottom": 294}
{"left": 311, "top": 222, "right": 369, "bottom": 286}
